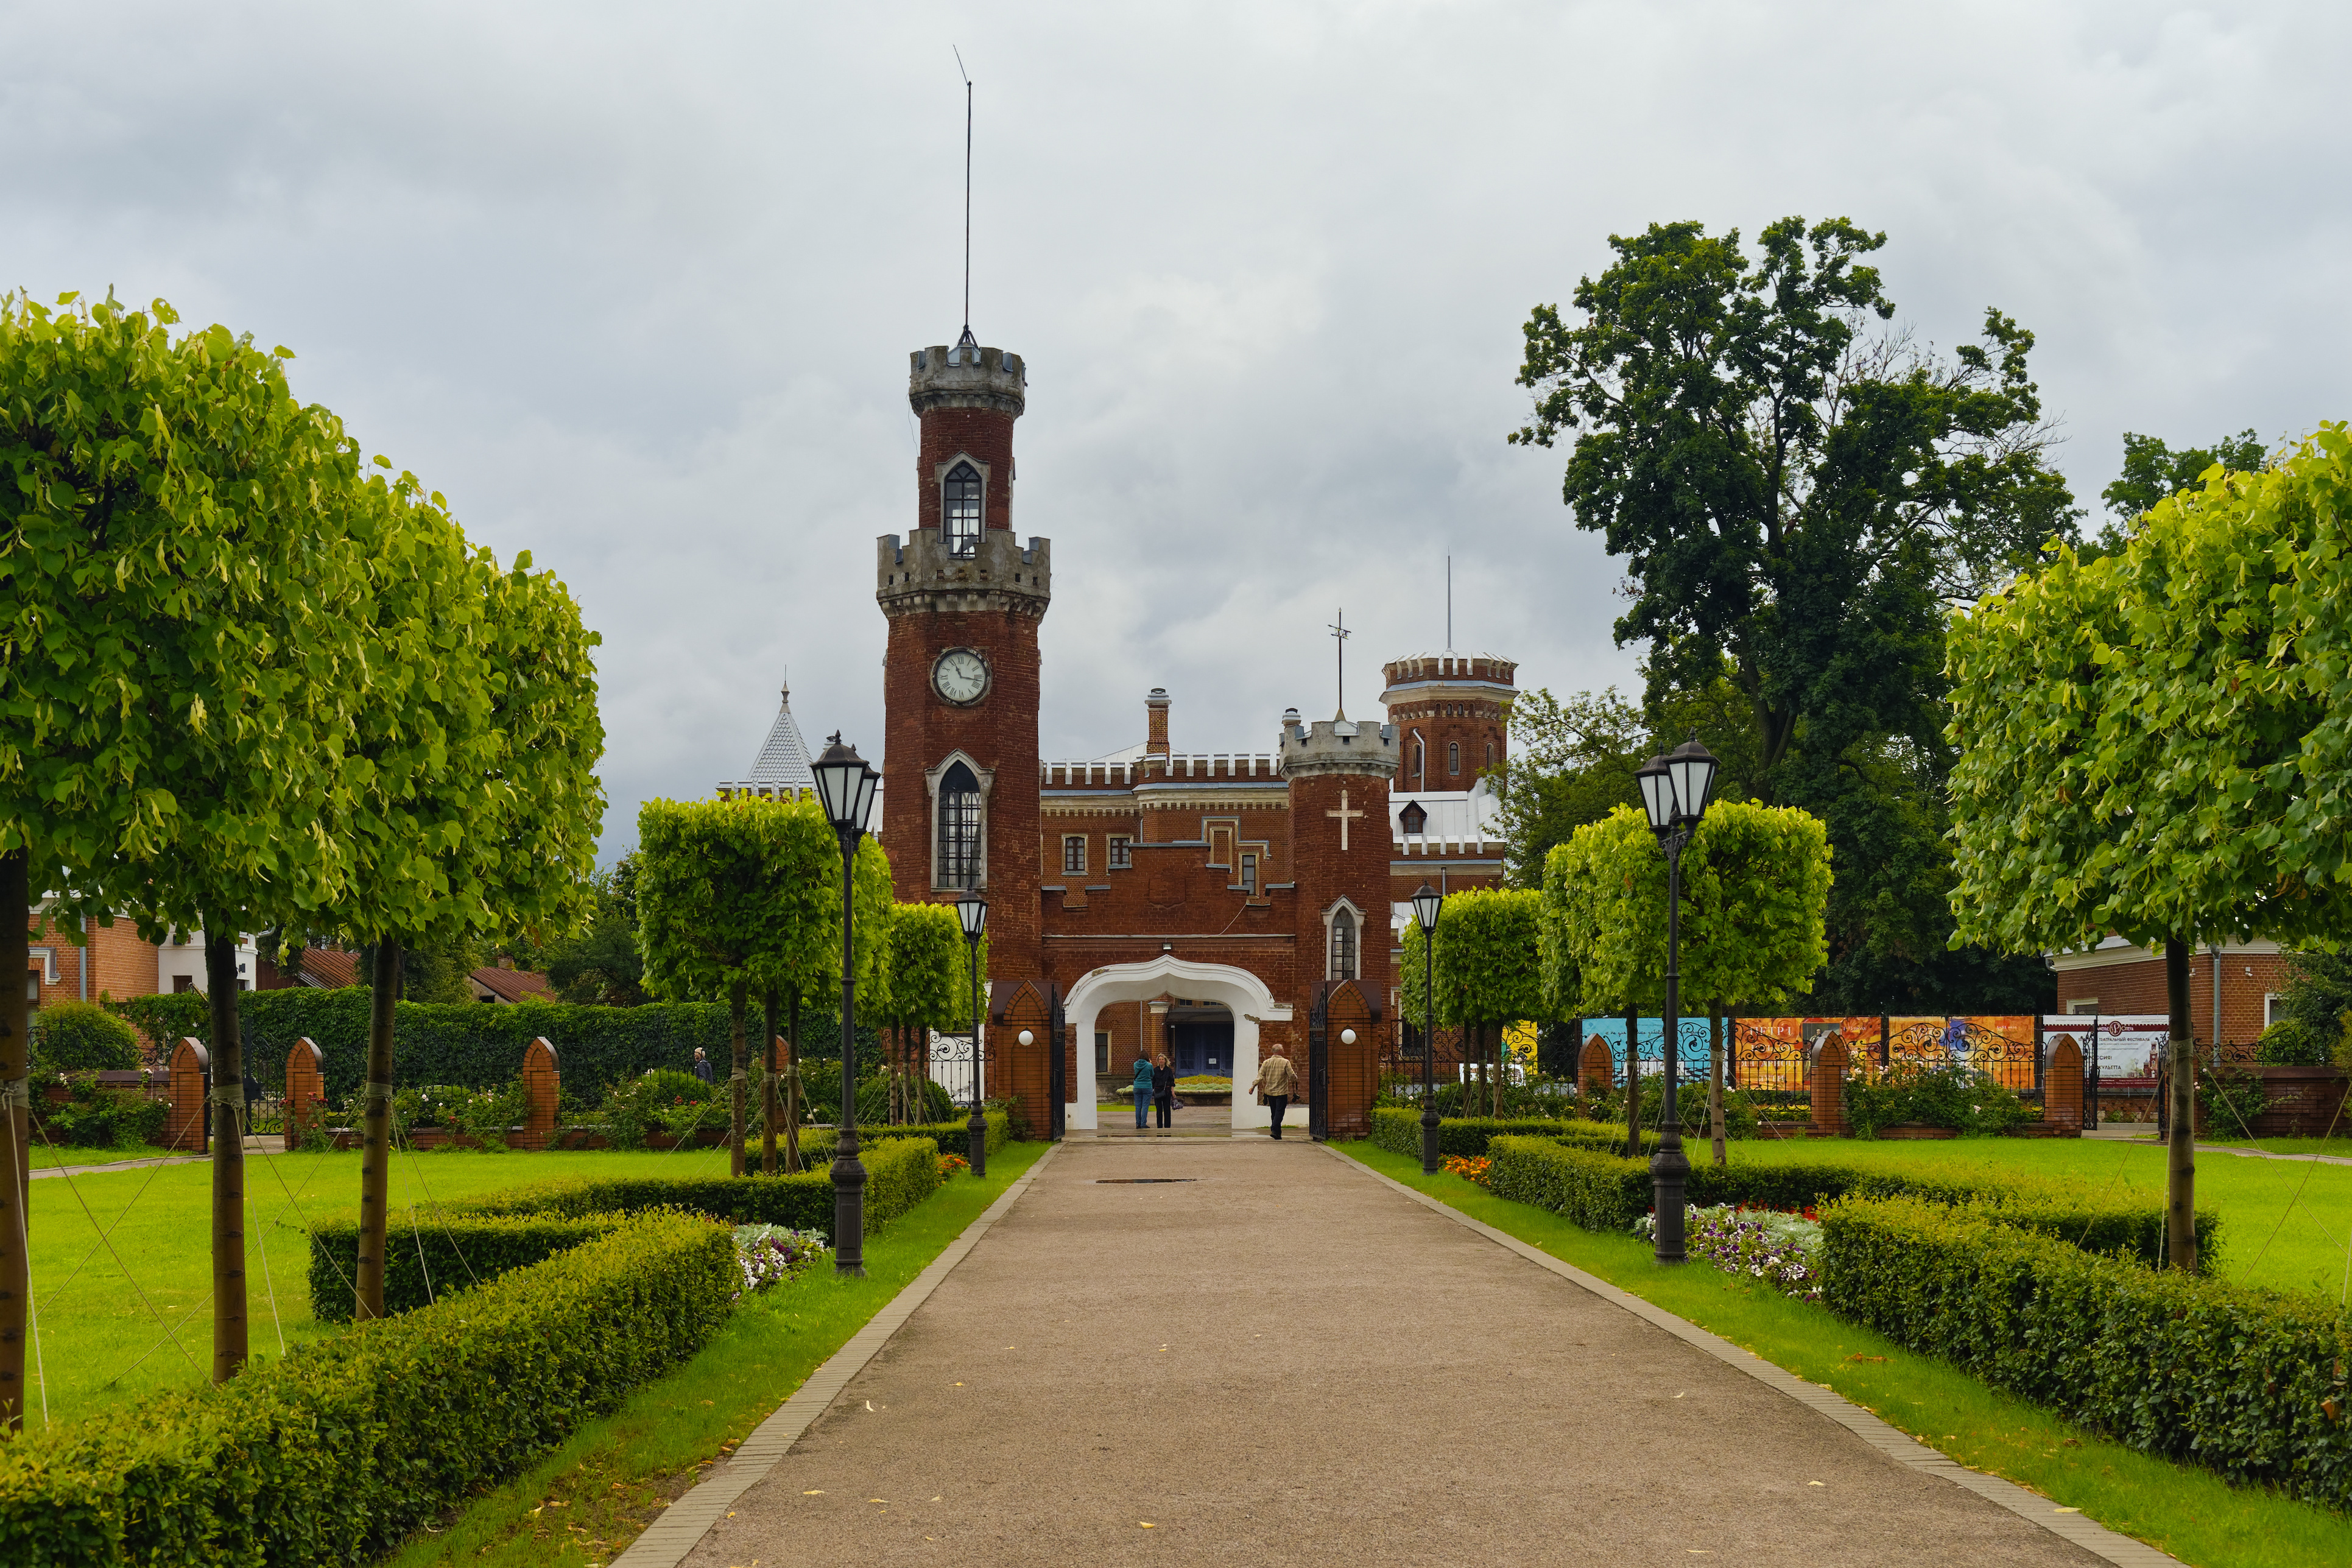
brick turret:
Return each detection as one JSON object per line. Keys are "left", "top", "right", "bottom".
{"left": 1381, "top": 653, "right": 1516, "bottom": 793}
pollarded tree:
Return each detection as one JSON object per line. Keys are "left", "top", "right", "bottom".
{"left": 639, "top": 795, "right": 808, "bottom": 1175}
{"left": 3, "top": 293, "right": 379, "bottom": 1392}
{"left": 1401, "top": 888, "right": 1544, "bottom": 1119}
{"left": 1949, "top": 426, "right": 2352, "bottom": 1271}
{"left": 1543, "top": 801, "right": 1831, "bottom": 1161}
{"left": 872, "top": 902, "right": 987, "bottom": 1124}
{"left": 755, "top": 799, "right": 847, "bottom": 1175}
{"left": 329, "top": 484, "right": 604, "bottom": 1320}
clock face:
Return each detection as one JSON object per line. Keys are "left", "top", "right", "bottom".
{"left": 932, "top": 648, "right": 990, "bottom": 706}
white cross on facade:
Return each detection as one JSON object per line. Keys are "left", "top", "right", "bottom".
{"left": 1326, "top": 789, "right": 1365, "bottom": 851}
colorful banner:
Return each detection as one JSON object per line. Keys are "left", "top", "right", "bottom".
{"left": 2040, "top": 1015, "right": 2169, "bottom": 1078}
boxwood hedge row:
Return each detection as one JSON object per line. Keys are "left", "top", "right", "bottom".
{"left": 1822, "top": 1196, "right": 2352, "bottom": 1508}
{"left": 305, "top": 1136, "right": 947, "bottom": 1320}
{"left": 799, "top": 1108, "right": 1011, "bottom": 1165}
{"left": 1481, "top": 1137, "right": 2219, "bottom": 1267}
{"left": 0, "top": 1211, "right": 736, "bottom": 1566}
{"left": 1369, "top": 1106, "right": 1659, "bottom": 1160}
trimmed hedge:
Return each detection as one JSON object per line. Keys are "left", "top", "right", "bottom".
{"left": 1481, "top": 1137, "right": 2219, "bottom": 1267}
{"left": 0, "top": 1211, "right": 736, "bottom": 1566}
{"left": 800, "top": 1109, "right": 1010, "bottom": 1164}
{"left": 308, "top": 1212, "right": 626, "bottom": 1323}
{"left": 306, "top": 1137, "right": 946, "bottom": 1317}
{"left": 1370, "top": 1106, "right": 1659, "bottom": 1160}
{"left": 1822, "top": 1197, "right": 2351, "bottom": 1508}
{"left": 108, "top": 986, "right": 884, "bottom": 1106}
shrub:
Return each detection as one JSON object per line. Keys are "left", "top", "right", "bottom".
{"left": 1370, "top": 1106, "right": 1658, "bottom": 1160}
{"left": 593, "top": 1067, "right": 720, "bottom": 1150}
{"left": 308, "top": 1212, "right": 627, "bottom": 1321}
{"left": 1636, "top": 1078, "right": 1760, "bottom": 1141}
{"left": 30, "top": 1001, "right": 139, "bottom": 1074}
{"left": 798, "top": 1109, "right": 1010, "bottom": 1165}
{"left": 2255, "top": 1019, "right": 2331, "bottom": 1066}
{"left": 1479, "top": 1137, "right": 2219, "bottom": 1266}
{"left": 34, "top": 1081, "right": 168, "bottom": 1149}
{"left": 1820, "top": 1196, "right": 2352, "bottom": 1510}
{"left": 2199, "top": 1064, "right": 2276, "bottom": 1139}
{"left": 1844, "top": 1060, "right": 2034, "bottom": 1137}
{"left": 0, "top": 1211, "right": 736, "bottom": 1566}
{"left": 797, "top": 1063, "right": 953, "bottom": 1127}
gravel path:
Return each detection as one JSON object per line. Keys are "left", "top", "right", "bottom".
{"left": 679, "top": 1138, "right": 2110, "bottom": 1567}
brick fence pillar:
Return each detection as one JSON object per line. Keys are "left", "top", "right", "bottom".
{"left": 519, "top": 1036, "right": 560, "bottom": 1151}
{"left": 283, "top": 1037, "right": 325, "bottom": 1152}
{"left": 2044, "top": 1033, "right": 2085, "bottom": 1131}
{"left": 1579, "top": 1033, "right": 1614, "bottom": 1104}
{"left": 1808, "top": 1035, "right": 1849, "bottom": 1138}
{"left": 167, "top": 1037, "right": 209, "bottom": 1153}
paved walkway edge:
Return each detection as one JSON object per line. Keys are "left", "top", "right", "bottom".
{"left": 1325, "top": 1146, "right": 2181, "bottom": 1568}
{"left": 613, "top": 1142, "right": 1064, "bottom": 1568}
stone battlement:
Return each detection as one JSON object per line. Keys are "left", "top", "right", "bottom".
{"left": 1279, "top": 717, "right": 1400, "bottom": 781}
{"left": 1379, "top": 653, "right": 1518, "bottom": 689}
{"left": 909, "top": 343, "right": 1026, "bottom": 418}
{"left": 877, "top": 526, "right": 1051, "bottom": 619}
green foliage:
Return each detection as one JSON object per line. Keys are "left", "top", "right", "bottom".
{"left": 29, "top": 1000, "right": 138, "bottom": 1073}
{"left": 798, "top": 1109, "right": 1010, "bottom": 1165}
{"left": 637, "top": 795, "right": 842, "bottom": 1008}
{"left": 106, "top": 986, "right": 737, "bottom": 1104}
{"left": 1636, "top": 1076, "right": 1760, "bottom": 1141}
{"left": 1819, "top": 1196, "right": 2348, "bottom": 1508}
{"left": 593, "top": 1067, "right": 717, "bottom": 1151}
{"left": 876, "top": 902, "right": 974, "bottom": 1029}
{"left": 2256, "top": 1021, "right": 2332, "bottom": 1067}
{"left": 2198, "top": 1065, "right": 2276, "bottom": 1139}
{"left": 0, "top": 292, "right": 374, "bottom": 932}
{"left": 0, "top": 1211, "right": 736, "bottom": 1566}
{"left": 308, "top": 1211, "right": 625, "bottom": 1321}
{"left": 1400, "top": 887, "right": 1544, "bottom": 1028}
{"left": 1368, "top": 1107, "right": 1657, "bottom": 1161}
{"left": 2099, "top": 428, "right": 2267, "bottom": 528}
{"left": 1949, "top": 427, "right": 2352, "bottom": 958}
{"left": 543, "top": 854, "right": 646, "bottom": 1005}
{"left": 1510, "top": 219, "right": 2071, "bottom": 1013}
{"left": 2276, "top": 949, "right": 2352, "bottom": 1065}
{"left": 34, "top": 1079, "right": 168, "bottom": 1148}
{"left": 1543, "top": 801, "right": 1831, "bottom": 1013}
{"left": 1843, "top": 1060, "right": 2035, "bottom": 1137}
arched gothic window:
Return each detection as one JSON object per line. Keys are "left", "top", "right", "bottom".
{"left": 1447, "top": 740, "right": 1460, "bottom": 776}
{"left": 1485, "top": 742, "right": 1496, "bottom": 768}
{"left": 1328, "top": 906, "right": 1357, "bottom": 981}
{"left": 943, "top": 462, "right": 982, "bottom": 558}
{"left": 937, "top": 761, "right": 982, "bottom": 887}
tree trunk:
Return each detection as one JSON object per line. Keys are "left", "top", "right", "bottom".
{"left": 0, "top": 849, "right": 32, "bottom": 1429}
{"left": 1708, "top": 1005, "right": 1727, "bottom": 1167}
{"left": 784, "top": 988, "right": 802, "bottom": 1174}
{"left": 355, "top": 939, "right": 401, "bottom": 1321}
{"left": 206, "top": 927, "right": 248, "bottom": 1382}
{"left": 761, "top": 986, "right": 780, "bottom": 1176}
{"left": 2165, "top": 937, "right": 2199, "bottom": 1272}
{"left": 1624, "top": 1006, "right": 1641, "bottom": 1159}
{"left": 728, "top": 976, "right": 748, "bottom": 1178}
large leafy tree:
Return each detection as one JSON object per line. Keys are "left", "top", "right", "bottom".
{"left": 3, "top": 294, "right": 379, "bottom": 1391}
{"left": 1401, "top": 887, "right": 1544, "bottom": 1117}
{"left": 1544, "top": 801, "right": 1832, "bottom": 1159}
{"left": 330, "top": 484, "right": 603, "bottom": 1320}
{"left": 1948, "top": 426, "right": 2352, "bottom": 1271}
{"left": 1510, "top": 218, "right": 2068, "bottom": 1011}
{"left": 870, "top": 902, "right": 988, "bottom": 1125}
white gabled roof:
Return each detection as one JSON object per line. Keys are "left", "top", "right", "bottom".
{"left": 745, "top": 680, "right": 815, "bottom": 793}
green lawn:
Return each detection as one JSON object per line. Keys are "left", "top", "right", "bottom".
{"left": 387, "top": 1141, "right": 1049, "bottom": 1568}
{"left": 1716, "top": 1134, "right": 2352, "bottom": 1301}
{"left": 21, "top": 1137, "right": 754, "bottom": 1429}
{"left": 1340, "top": 1142, "right": 2352, "bottom": 1568}
{"left": 27, "top": 1142, "right": 199, "bottom": 1170}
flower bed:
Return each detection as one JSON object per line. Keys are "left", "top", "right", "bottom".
{"left": 1440, "top": 1154, "right": 1492, "bottom": 1187}
{"left": 1639, "top": 1204, "right": 1823, "bottom": 1301}
{"left": 734, "top": 1224, "right": 829, "bottom": 1292}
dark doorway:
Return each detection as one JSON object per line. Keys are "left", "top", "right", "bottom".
{"left": 1167, "top": 1002, "right": 1234, "bottom": 1077}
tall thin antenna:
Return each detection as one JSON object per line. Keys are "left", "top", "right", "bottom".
{"left": 954, "top": 47, "right": 974, "bottom": 345}
{"left": 1328, "top": 609, "right": 1352, "bottom": 719}
{"left": 1446, "top": 556, "right": 1452, "bottom": 651}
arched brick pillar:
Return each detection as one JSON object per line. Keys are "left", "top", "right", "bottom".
{"left": 1808, "top": 1035, "right": 1850, "bottom": 1138}
{"left": 519, "top": 1037, "right": 560, "bottom": 1151}
{"left": 167, "top": 1038, "right": 209, "bottom": 1153}
{"left": 1579, "top": 1034, "right": 1614, "bottom": 1103}
{"left": 2044, "top": 1033, "right": 2085, "bottom": 1131}
{"left": 283, "top": 1038, "right": 325, "bottom": 1152}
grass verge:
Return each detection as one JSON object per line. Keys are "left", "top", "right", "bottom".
{"left": 386, "top": 1140, "right": 1049, "bottom": 1568}
{"left": 1339, "top": 1141, "right": 2352, "bottom": 1568}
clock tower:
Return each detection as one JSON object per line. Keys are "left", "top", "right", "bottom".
{"left": 876, "top": 339, "right": 1051, "bottom": 984}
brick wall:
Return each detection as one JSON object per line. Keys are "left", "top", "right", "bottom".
{"left": 2055, "top": 946, "right": 2296, "bottom": 1047}
{"left": 914, "top": 405, "right": 1018, "bottom": 536}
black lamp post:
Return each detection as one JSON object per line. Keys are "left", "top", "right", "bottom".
{"left": 955, "top": 891, "right": 988, "bottom": 1179}
{"left": 812, "top": 733, "right": 881, "bottom": 1278}
{"left": 1635, "top": 733, "right": 1719, "bottom": 1265}
{"left": 1412, "top": 882, "right": 1443, "bottom": 1174}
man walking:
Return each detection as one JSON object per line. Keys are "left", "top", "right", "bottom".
{"left": 1251, "top": 1044, "right": 1300, "bottom": 1140}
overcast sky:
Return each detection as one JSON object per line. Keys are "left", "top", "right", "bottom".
{"left": 6, "top": 2, "right": 2343, "bottom": 860}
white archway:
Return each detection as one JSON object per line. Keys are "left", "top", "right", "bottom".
{"left": 1061, "top": 956, "right": 1294, "bottom": 1132}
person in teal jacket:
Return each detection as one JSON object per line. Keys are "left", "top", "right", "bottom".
{"left": 1131, "top": 1053, "right": 1155, "bottom": 1130}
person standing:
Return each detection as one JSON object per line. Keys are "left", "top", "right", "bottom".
{"left": 1252, "top": 1044, "right": 1300, "bottom": 1140}
{"left": 692, "top": 1047, "right": 714, "bottom": 1086}
{"left": 1152, "top": 1053, "right": 1177, "bottom": 1132}
{"left": 1130, "top": 1050, "right": 1155, "bottom": 1130}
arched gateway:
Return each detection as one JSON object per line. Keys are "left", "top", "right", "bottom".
{"left": 1060, "top": 956, "right": 1293, "bottom": 1133}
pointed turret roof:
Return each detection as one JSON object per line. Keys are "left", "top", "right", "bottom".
{"left": 745, "top": 675, "right": 815, "bottom": 794}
